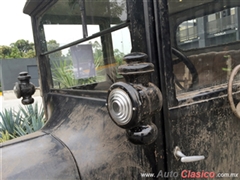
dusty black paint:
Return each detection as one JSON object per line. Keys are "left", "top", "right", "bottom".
{"left": 1, "top": 132, "right": 79, "bottom": 179}
{"left": 3, "top": 0, "right": 239, "bottom": 179}
{"left": 44, "top": 94, "right": 155, "bottom": 179}
{"left": 168, "top": 93, "right": 240, "bottom": 178}
{"left": 127, "top": 0, "right": 148, "bottom": 53}
{"left": 1, "top": 94, "right": 157, "bottom": 179}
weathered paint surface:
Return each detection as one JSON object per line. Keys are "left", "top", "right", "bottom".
{"left": 1, "top": 93, "right": 156, "bottom": 179}
{"left": 168, "top": 93, "right": 240, "bottom": 178}
{"left": 43, "top": 93, "right": 155, "bottom": 179}
{"left": 1, "top": 131, "right": 79, "bottom": 179}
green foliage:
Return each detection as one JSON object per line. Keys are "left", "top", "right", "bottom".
{"left": 0, "top": 131, "right": 14, "bottom": 143}
{"left": 0, "top": 109, "right": 22, "bottom": 137}
{"left": 91, "top": 41, "right": 104, "bottom": 68}
{"left": 24, "top": 49, "right": 36, "bottom": 58}
{"left": 68, "top": 0, "right": 125, "bottom": 18}
{"left": 52, "top": 59, "right": 97, "bottom": 88}
{"left": 114, "top": 48, "right": 125, "bottom": 65}
{"left": 0, "top": 39, "right": 63, "bottom": 59}
{"left": 47, "top": 40, "right": 62, "bottom": 60}
{"left": 0, "top": 103, "right": 46, "bottom": 142}
{"left": 16, "top": 103, "right": 45, "bottom": 136}
{"left": 52, "top": 60, "right": 79, "bottom": 88}
{"left": 89, "top": 40, "right": 124, "bottom": 66}
{"left": 10, "top": 39, "right": 34, "bottom": 54}
{"left": 0, "top": 39, "right": 36, "bottom": 59}
{"left": 0, "top": 46, "right": 12, "bottom": 59}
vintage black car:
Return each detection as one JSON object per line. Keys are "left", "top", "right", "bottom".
{"left": 1, "top": 0, "right": 240, "bottom": 179}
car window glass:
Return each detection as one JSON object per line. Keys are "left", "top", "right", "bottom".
{"left": 168, "top": 1, "right": 240, "bottom": 96}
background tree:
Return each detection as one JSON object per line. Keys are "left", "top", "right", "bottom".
{"left": 68, "top": 0, "right": 125, "bottom": 19}
{"left": 0, "top": 46, "right": 12, "bottom": 59}
{"left": 114, "top": 48, "right": 124, "bottom": 65}
{"left": 10, "top": 39, "right": 34, "bottom": 55}
{"left": 47, "top": 40, "right": 62, "bottom": 60}
{"left": 90, "top": 41, "right": 104, "bottom": 68}
{"left": 89, "top": 40, "right": 124, "bottom": 66}
{"left": 0, "top": 39, "right": 36, "bottom": 59}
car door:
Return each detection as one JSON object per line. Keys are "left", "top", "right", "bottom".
{"left": 22, "top": 0, "right": 167, "bottom": 179}
{"left": 153, "top": 0, "right": 240, "bottom": 179}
